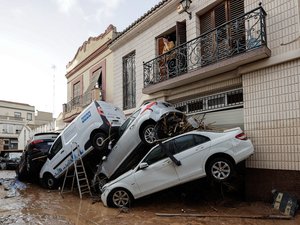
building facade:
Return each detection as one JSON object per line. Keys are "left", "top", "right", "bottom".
{"left": 63, "top": 25, "right": 118, "bottom": 123}
{"left": 110, "top": 0, "right": 300, "bottom": 200}
{"left": 0, "top": 100, "right": 56, "bottom": 151}
{"left": 0, "top": 100, "right": 35, "bottom": 150}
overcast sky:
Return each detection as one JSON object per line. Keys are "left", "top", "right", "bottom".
{"left": 0, "top": 0, "right": 161, "bottom": 117}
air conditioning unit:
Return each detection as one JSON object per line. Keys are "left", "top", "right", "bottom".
{"left": 177, "top": 4, "right": 185, "bottom": 14}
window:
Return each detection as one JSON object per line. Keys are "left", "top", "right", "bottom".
{"left": 73, "top": 81, "right": 81, "bottom": 105}
{"left": 14, "top": 112, "right": 21, "bottom": 118}
{"left": 156, "top": 21, "right": 187, "bottom": 78}
{"left": 173, "top": 134, "right": 196, "bottom": 154}
{"left": 27, "top": 113, "right": 32, "bottom": 121}
{"left": 173, "top": 134, "right": 210, "bottom": 154}
{"left": 123, "top": 51, "right": 136, "bottom": 110}
{"left": 194, "top": 134, "right": 210, "bottom": 145}
{"left": 143, "top": 144, "right": 168, "bottom": 165}
{"left": 48, "top": 136, "right": 62, "bottom": 160}
{"left": 174, "top": 88, "right": 243, "bottom": 114}
{"left": 200, "top": 0, "right": 245, "bottom": 64}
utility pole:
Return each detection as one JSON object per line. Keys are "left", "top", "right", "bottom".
{"left": 51, "top": 65, "right": 56, "bottom": 131}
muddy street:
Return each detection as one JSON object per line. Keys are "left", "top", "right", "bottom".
{"left": 0, "top": 170, "right": 299, "bottom": 225}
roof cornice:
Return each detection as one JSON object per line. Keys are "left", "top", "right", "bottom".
{"left": 110, "top": 0, "right": 179, "bottom": 50}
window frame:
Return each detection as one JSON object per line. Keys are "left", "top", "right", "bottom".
{"left": 27, "top": 113, "right": 32, "bottom": 121}
{"left": 14, "top": 112, "right": 21, "bottom": 118}
{"left": 123, "top": 51, "right": 136, "bottom": 110}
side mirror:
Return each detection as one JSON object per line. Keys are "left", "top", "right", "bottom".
{"left": 102, "top": 156, "right": 107, "bottom": 161}
{"left": 139, "top": 162, "right": 149, "bottom": 170}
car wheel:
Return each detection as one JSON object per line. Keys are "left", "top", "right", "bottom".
{"left": 141, "top": 124, "right": 156, "bottom": 145}
{"left": 43, "top": 173, "right": 58, "bottom": 189}
{"left": 108, "top": 188, "right": 133, "bottom": 208}
{"left": 207, "top": 158, "right": 234, "bottom": 182}
{"left": 93, "top": 175, "right": 108, "bottom": 194}
{"left": 92, "top": 132, "right": 108, "bottom": 151}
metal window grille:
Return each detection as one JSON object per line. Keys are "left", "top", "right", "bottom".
{"left": 174, "top": 88, "right": 243, "bottom": 115}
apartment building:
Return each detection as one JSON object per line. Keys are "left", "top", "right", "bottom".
{"left": 63, "top": 25, "right": 118, "bottom": 122}
{"left": 0, "top": 100, "right": 56, "bottom": 151}
{"left": 0, "top": 100, "right": 35, "bottom": 150}
{"left": 110, "top": 0, "right": 300, "bottom": 200}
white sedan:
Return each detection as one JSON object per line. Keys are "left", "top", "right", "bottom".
{"left": 101, "top": 127, "right": 254, "bottom": 208}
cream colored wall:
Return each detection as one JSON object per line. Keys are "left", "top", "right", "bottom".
{"left": 243, "top": 59, "right": 300, "bottom": 171}
{"left": 241, "top": 0, "right": 300, "bottom": 171}
{"left": 0, "top": 102, "right": 35, "bottom": 124}
{"left": 245, "top": 0, "right": 300, "bottom": 57}
{"left": 112, "top": 0, "right": 300, "bottom": 170}
{"left": 66, "top": 30, "right": 115, "bottom": 104}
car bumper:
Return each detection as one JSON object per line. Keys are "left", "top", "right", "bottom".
{"left": 101, "top": 189, "right": 109, "bottom": 207}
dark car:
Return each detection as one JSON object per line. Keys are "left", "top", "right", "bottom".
{"left": 0, "top": 152, "right": 22, "bottom": 170}
{"left": 16, "top": 132, "right": 59, "bottom": 181}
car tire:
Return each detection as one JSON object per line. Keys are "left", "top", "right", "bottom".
{"left": 42, "top": 173, "right": 58, "bottom": 189}
{"left": 107, "top": 188, "right": 133, "bottom": 208}
{"left": 140, "top": 124, "right": 156, "bottom": 145}
{"left": 207, "top": 157, "right": 234, "bottom": 182}
{"left": 93, "top": 175, "right": 108, "bottom": 194}
{"left": 91, "top": 132, "right": 108, "bottom": 151}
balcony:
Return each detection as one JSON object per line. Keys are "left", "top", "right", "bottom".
{"left": 63, "top": 88, "right": 102, "bottom": 122}
{"left": 143, "top": 6, "right": 270, "bottom": 94}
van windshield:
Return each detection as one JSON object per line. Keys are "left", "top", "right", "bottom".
{"left": 118, "top": 109, "right": 141, "bottom": 137}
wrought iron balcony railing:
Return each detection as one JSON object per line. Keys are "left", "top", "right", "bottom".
{"left": 63, "top": 92, "right": 92, "bottom": 114}
{"left": 143, "top": 6, "right": 267, "bottom": 87}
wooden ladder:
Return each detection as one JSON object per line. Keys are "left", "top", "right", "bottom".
{"left": 60, "top": 143, "right": 92, "bottom": 199}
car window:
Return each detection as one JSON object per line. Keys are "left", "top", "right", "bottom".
{"left": 194, "top": 134, "right": 210, "bottom": 145}
{"left": 143, "top": 144, "right": 168, "bottom": 165}
{"left": 173, "top": 134, "right": 197, "bottom": 154}
{"left": 48, "top": 137, "right": 62, "bottom": 160}
{"left": 30, "top": 141, "right": 54, "bottom": 153}
{"left": 119, "top": 109, "right": 141, "bottom": 136}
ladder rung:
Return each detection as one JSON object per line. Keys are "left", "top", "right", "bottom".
{"left": 78, "top": 179, "right": 88, "bottom": 182}
{"left": 61, "top": 152, "right": 92, "bottom": 197}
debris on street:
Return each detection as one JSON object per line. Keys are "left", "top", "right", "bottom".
{"left": 0, "top": 177, "right": 27, "bottom": 198}
{"left": 272, "top": 189, "right": 299, "bottom": 217}
{"left": 155, "top": 212, "right": 293, "bottom": 220}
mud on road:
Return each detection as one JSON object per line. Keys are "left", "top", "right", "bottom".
{"left": 0, "top": 170, "right": 299, "bottom": 225}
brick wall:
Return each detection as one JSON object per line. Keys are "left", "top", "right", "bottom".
{"left": 243, "top": 59, "right": 300, "bottom": 170}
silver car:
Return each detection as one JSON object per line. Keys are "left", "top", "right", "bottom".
{"left": 93, "top": 101, "right": 184, "bottom": 192}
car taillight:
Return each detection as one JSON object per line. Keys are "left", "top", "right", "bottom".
{"left": 141, "top": 102, "right": 157, "bottom": 114}
{"left": 31, "top": 139, "right": 44, "bottom": 145}
{"left": 235, "top": 132, "right": 248, "bottom": 140}
{"left": 97, "top": 107, "right": 105, "bottom": 116}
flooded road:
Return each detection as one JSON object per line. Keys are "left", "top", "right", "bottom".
{"left": 0, "top": 170, "right": 299, "bottom": 225}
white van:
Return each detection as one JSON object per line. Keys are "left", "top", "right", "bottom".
{"left": 39, "top": 100, "right": 126, "bottom": 189}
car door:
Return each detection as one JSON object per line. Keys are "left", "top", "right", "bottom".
{"left": 173, "top": 134, "right": 211, "bottom": 183}
{"left": 133, "top": 142, "right": 179, "bottom": 198}
{"left": 46, "top": 136, "right": 68, "bottom": 177}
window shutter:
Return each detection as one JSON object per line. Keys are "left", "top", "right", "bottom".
{"left": 230, "top": 0, "right": 244, "bottom": 20}
{"left": 214, "top": 2, "right": 226, "bottom": 27}
{"left": 200, "top": 11, "right": 213, "bottom": 33}
{"left": 176, "top": 21, "right": 186, "bottom": 46}
{"left": 157, "top": 37, "right": 165, "bottom": 55}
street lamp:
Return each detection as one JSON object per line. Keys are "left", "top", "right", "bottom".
{"left": 177, "top": 0, "right": 192, "bottom": 20}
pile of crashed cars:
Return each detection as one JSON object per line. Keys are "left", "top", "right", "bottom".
{"left": 16, "top": 100, "right": 254, "bottom": 208}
